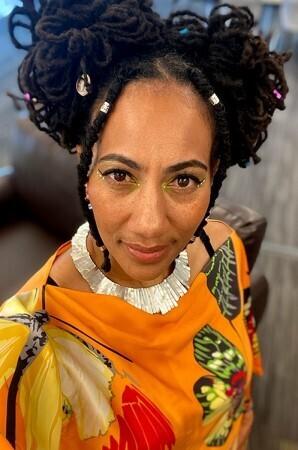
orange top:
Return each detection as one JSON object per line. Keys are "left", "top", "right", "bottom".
{"left": 0, "top": 227, "right": 262, "bottom": 450}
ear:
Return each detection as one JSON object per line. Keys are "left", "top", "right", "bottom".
{"left": 76, "top": 145, "right": 82, "bottom": 161}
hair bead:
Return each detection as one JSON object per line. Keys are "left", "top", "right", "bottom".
{"left": 209, "top": 93, "right": 220, "bottom": 106}
{"left": 273, "top": 88, "right": 283, "bottom": 100}
{"left": 76, "top": 73, "right": 91, "bottom": 96}
{"left": 179, "top": 27, "right": 189, "bottom": 35}
{"left": 100, "top": 102, "right": 110, "bottom": 114}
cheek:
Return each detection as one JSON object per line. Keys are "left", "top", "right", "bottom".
{"left": 87, "top": 183, "right": 118, "bottom": 231}
{"left": 87, "top": 181, "right": 134, "bottom": 245}
{"left": 176, "top": 188, "right": 211, "bottom": 232}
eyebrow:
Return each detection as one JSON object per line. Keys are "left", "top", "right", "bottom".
{"left": 166, "top": 160, "right": 208, "bottom": 173}
{"left": 97, "top": 153, "right": 208, "bottom": 172}
{"left": 97, "top": 154, "right": 140, "bottom": 170}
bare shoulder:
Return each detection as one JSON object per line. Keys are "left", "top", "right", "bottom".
{"left": 204, "top": 219, "right": 233, "bottom": 249}
{"left": 187, "top": 220, "right": 233, "bottom": 282}
{"left": 49, "top": 247, "right": 91, "bottom": 291}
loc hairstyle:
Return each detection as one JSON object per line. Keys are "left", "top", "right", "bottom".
{"left": 9, "top": 0, "right": 291, "bottom": 271}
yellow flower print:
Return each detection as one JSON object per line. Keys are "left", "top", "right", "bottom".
{"left": 46, "top": 327, "right": 115, "bottom": 439}
{"left": 0, "top": 289, "right": 39, "bottom": 316}
{"left": 0, "top": 295, "right": 116, "bottom": 450}
{"left": 0, "top": 319, "right": 29, "bottom": 389}
{"left": 18, "top": 341, "right": 63, "bottom": 450}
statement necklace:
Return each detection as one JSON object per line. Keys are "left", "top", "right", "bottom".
{"left": 71, "top": 222, "right": 190, "bottom": 315}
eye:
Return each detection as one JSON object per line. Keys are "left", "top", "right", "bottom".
{"left": 98, "top": 168, "right": 138, "bottom": 187}
{"left": 176, "top": 175, "right": 195, "bottom": 188}
{"left": 169, "top": 174, "right": 206, "bottom": 190}
{"left": 109, "top": 169, "right": 129, "bottom": 182}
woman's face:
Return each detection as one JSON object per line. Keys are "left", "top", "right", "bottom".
{"left": 87, "top": 79, "right": 215, "bottom": 286}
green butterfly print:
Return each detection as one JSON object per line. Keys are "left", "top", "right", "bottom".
{"left": 204, "top": 238, "right": 241, "bottom": 320}
{"left": 193, "top": 325, "right": 247, "bottom": 446}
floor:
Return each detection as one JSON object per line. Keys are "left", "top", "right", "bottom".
{"left": 1, "top": 5, "right": 298, "bottom": 449}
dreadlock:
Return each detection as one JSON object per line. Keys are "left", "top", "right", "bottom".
{"left": 8, "top": 0, "right": 290, "bottom": 271}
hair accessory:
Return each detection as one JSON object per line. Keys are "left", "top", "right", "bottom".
{"left": 84, "top": 183, "right": 89, "bottom": 200}
{"left": 100, "top": 102, "right": 110, "bottom": 114}
{"left": 24, "top": 92, "right": 33, "bottom": 102}
{"left": 6, "top": 91, "right": 37, "bottom": 110}
{"left": 179, "top": 27, "right": 189, "bottom": 35}
{"left": 273, "top": 88, "right": 283, "bottom": 100}
{"left": 209, "top": 93, "right": 220, "bottom": 106}
{"left": 76, "top": 73, "right": 91, "bottom": 96}
{"left": 24, "top": 92, "right": 37, "bottom": 104}
{"left": 71, "top": 222, "right": 190, "bottom": 315}
{"left": 85, "top": 183, "right": 93, "bottom": 209}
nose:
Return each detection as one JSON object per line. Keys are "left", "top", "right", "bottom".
{"left": 130, "top": 182, "right": 168, "bottom": 242}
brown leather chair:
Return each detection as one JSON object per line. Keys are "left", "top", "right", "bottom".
{"left": 0, "top": 117, "right": 268, "bottom": 324}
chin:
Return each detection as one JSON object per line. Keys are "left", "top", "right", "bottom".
{"left": 112, "top": 251, "right": 175, "bottom": 286}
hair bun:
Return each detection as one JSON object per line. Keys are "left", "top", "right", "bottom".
{"left": 9, "top": 0, "right": 41, "bottom": 50}
{"left": 8, "top": 0, "right": 165, "bottom": 149}
{"left": 166, "top": 4, "right": 291, "bottom": 167}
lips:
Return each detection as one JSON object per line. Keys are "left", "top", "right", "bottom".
{"left": 124, "top": 242, "right": 168, "bottom": 263}
{"left": 126, "top": 243, "right": 167, "bottom": 253}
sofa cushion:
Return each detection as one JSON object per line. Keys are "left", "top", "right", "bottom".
{"left": 11, "top": 117, "right": 84, "bottom": 238}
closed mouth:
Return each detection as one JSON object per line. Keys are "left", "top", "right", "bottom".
{"left": 125, "top": 243, "right": 167, "bottom": 253}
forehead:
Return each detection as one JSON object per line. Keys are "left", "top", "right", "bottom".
{"left": 95, "top": 79, "right": 214, "bottom": 167}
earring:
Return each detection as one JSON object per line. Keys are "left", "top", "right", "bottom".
{"left": 84, "top": 183, "right": 89, "bottom": 200}
{"left": 85, "top": 183, "right": 93, "bottom": 210}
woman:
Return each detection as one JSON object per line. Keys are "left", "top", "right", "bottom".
{"left": 0, "top": 1, "right": 290, "bottom": 449}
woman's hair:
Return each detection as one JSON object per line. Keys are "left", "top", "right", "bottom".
{"left": 9, "top": 0, "right": 290, "bottom": 270}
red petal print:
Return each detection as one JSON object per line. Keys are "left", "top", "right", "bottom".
{"left": 103, "top": 436, "right": 118, "bottom": 450}
{"left": 122, "top": 401, "right": 153, "bottom": 448}
{"left": 104, "top": 385, "right": 175, "bottom": 450}
{"left": 126, "top": 398, "right": 161, "bottom": 445}
{"left": 123, "top": 386, "right": 175, "bottom": 445}
{"left": 103, "top": 415, "right": 138, "bottom": 450}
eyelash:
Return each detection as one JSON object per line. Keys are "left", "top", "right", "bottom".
{"left": 169, "top": 174, "right": 206, "bottom": 189}
{"left": 99, "top": 169, "right": 137, "bottom": 185}
{"left": 98, "top": 169, "right": 206, "bottom": 190}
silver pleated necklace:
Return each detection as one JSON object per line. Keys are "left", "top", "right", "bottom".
{"left": 70, "top": 222, "right": 190, "bottom": 315}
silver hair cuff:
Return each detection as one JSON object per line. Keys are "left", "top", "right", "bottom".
{"left": 100, "top": 101, "right": 110, "bottom": 114}
{"left": 209, "top": 93, "right": 220, "bottom": 106}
